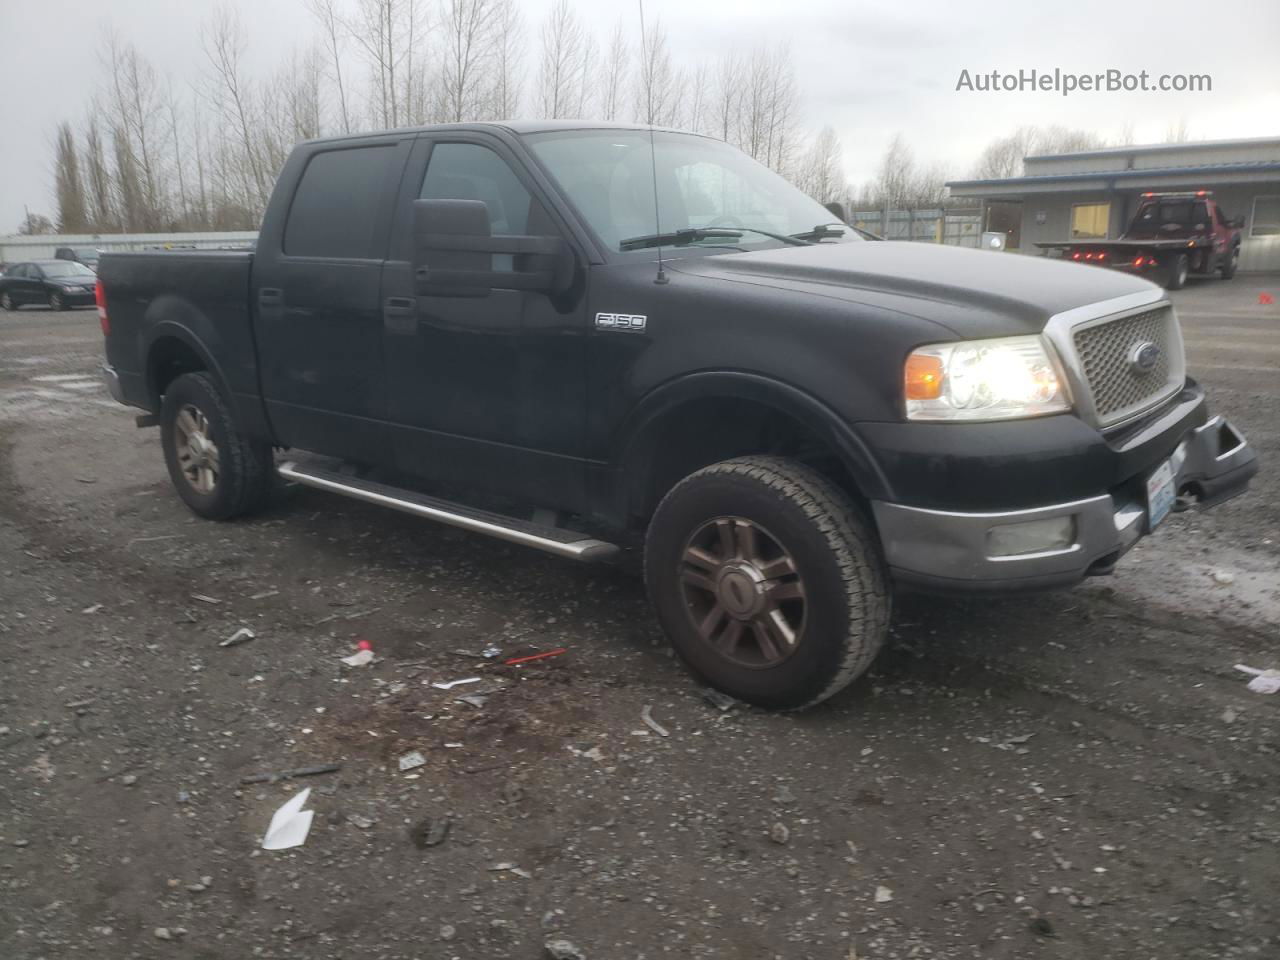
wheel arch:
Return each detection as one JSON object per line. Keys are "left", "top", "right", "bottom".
{"left": 143, "top": 322, "right": 229, "bottom": 412}
{"left": 614, "top": 372, "right": 893, "bottom": 524}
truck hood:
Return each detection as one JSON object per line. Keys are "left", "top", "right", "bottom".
{"left": 667, "top": 240, "right": 1161, "bottom": 339}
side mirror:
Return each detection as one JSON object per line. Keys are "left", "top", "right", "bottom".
{"left": 412, "top": 198, "right": 572, "bottom": 298}
{"left": 823, "top": 201, "right": 848, "bottom": 224}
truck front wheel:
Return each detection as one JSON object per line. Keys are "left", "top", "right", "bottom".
{"left": 644, "top": 456, "right": 890, "bottom": 710}
{"left": 1221, "top": 245, "right": 1239, "bottom": 280}
{"left": 160, "top": 372, "right": 272, "bottom": 520}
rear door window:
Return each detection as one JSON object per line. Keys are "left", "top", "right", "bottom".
{"left": 284, "top": 145, "right": 398, "bottom": 259}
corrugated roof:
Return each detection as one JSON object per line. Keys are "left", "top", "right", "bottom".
{"left": 1025, "top": 136, "right": 1280, "bottom": 162}
{"left": 947, "top": 160, "right": 1280, "bottom": 190}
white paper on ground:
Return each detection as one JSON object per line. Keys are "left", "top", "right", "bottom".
{"left": 341, "top": 649, "right": 375, "bottom": 667}
{"left": 1234, "top": 664, "right": 1280, "bottom": 694}
{"left": 261, "top": 788, "right": 314, "bottom": 850}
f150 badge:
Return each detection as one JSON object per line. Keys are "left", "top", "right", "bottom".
{"left": 595, "top": 312, "right": 647, "bottom": 332}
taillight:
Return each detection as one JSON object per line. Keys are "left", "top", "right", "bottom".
{"left": 95, "top": 279, "right": 109, "bottom": 336}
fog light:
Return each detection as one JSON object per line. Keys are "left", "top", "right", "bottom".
{"left": 987, "top": 516, "right": 1076, "bottom": 558}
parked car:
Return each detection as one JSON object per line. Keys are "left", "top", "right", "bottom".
{"left": 1037, "top": 191, "right": 1243, "bottom": 290}
{"left": 97, "top": 122, "right": 1258, "bottom": 710}
{"left": 55, "top": 245, "right": 103, "bottom": 271}
{"left": 0, "top": 259, "right": 97, "bottom": 311}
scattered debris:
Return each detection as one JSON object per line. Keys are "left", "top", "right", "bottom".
{"left": 641, "top": 704, "right": 670, "bottom": 738}
{"left": 773, "top": 784, "right": 797, "bottom": 805}
{"left": 504, "top": 648, "right": 568, "bottom": 666}
{"left": 398, "top": 750, "right": 427, "bottom": 772}
{"left": 1222, "top": 706, "right": 1238, "bottom": 724}
{"left": 700, "top": 687, "right": 738, "bottom": 711}
{"left": 440, "top": 924, "right": 457, "bottom": 941}
{"left": 220, "top": 627, "right": 255, "bottom": 648}
{"left": 408, "top": 816, "right": 451, "bottom": 849}
{"left": 261, "top": 788, "right": 315, "bottom": 851}
{"left": 1235, "top": 664, "right": 1280, "bottom": 694}
{"left": 250, "top": 590, "right": 279, "bottom": 600}
{"left": 190, "top": 594, "right": 222, "bottom": 605}
{"left": 81, "top": 604, "right": 103, "bottom": 615}
{"left": 482, "top": 644, "right": 502, "bottom": 658}
{"left": 874, "top": 885, "right": 894, "bottom": 903}
{"left": 1210, "top": 569, "right": 1236, "bottom": 585}
{"left": 121, "top": 774, "right": 139, "bottom": 787}
{"left": 1029, "top": 916, "right": 1055, "bottom": 937}
{"left": 154, "top": 927, "right": 179, "bottom": 941}
{"left": 348, "top": 814, "right": 376, "bottom": 830}
{"left": 240, "top": 762, "right": 342, "bottom": 785}
{"left": 432, "top": 677, "right": 481, "bottom": 690}
{"left": 567, "top": 744, "right": 605, "bottom": 762}
{"left": 489, "top": 862, "right": 533, "bottom": 879}
{"left": 341, "top": 648, "right": 375, "bottom": 667}
{"left": 64, "top": 698, "right": 96, "bottom": 710}
{"left": 769, "top": 822, "right": 790, "bottom": 845}
{"left": 544, "top": 939, "right": 586, "bottom": 960}
{"left": 456, "top": 694, "right": 488, "bottom": 709}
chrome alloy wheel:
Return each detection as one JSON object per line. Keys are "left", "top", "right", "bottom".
{"left": 173, "top": 403, "right": 220, "bottom": 494}
{"left": 678, "top": 516, "right": 807, "bottom": 668}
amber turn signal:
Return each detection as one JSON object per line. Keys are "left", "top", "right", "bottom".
{"left": 904, "top": 353, "right": 944, "bottom": 400}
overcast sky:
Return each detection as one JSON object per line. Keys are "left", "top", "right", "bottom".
{"left": 1, "top": 0, "right": 1278, "bottom": 234}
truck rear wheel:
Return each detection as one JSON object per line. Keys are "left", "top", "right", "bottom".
{"left": 1221, "top": 245, "right": 1239, "bottom": 280}
{"left": 160, "top": 372, "right": 272, "bottom": 520}
{"left": 644, "top": 456, "right": 890, "bottom": 710}
{"left": 1165, "top": 253, "right": 1189, "bottom": 290}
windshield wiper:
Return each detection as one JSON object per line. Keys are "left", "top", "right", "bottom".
{"left": 788, "top": 222, "right": 847, "bottom": 241}
{"left": 620, "top": 226, "right": 810, "bottom": 252}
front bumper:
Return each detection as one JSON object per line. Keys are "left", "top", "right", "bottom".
{"left": 874, "top": 415, "right": 1257, "bottom": 594}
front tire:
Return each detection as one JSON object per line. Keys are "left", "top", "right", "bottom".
{"left": 48, "top": 291, "right": 65, "bottom": 311}
{"left": 160, "top": 372, "right": 272, "bottom": 520}
{"left": 0, "top": 292, "right": 16, "bottom": 311}
{"left": 644, "top": 456, "right": 890, "bottom": 710}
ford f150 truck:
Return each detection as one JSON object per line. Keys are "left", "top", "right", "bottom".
{"left": 98, "top": 122, "right": 1258, "bottom": 710}
{"left": 1036, "top": 191, "right": 1244, "bottom": 290}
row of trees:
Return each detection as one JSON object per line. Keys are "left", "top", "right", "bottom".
{"left": 44, "top": 0, "right": 825, "bottom": 235}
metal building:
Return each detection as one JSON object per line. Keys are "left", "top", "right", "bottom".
{"left": 946, "top": 136, "right": 1280, "bottom": 272}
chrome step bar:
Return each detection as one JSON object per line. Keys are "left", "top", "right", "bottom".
{"left": 277, "top": 461, "right": 619, "bottom": 562}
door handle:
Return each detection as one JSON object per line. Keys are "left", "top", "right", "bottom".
{"left": 384, "top": 297, "right": 416, "bottom": 316}
{"left": 258, "top": 287, "right": 283, "bottom": 307}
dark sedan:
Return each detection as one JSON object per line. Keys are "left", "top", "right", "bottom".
{"left": 0, "top": 260, "right": 97, "bottom": 311}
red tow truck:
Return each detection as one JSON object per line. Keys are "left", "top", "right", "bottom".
{"left": 1037, "top": 191, "right": 1244, "bottom": 290}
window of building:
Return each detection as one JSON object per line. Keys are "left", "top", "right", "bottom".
{"left": 1070, "top": 202, "right": 1111, "bottom": 239}
{"left": 1250, "top": 195, "right": 1280, "bottom": 237}
{"left": 283, "top": 145, "right": 396, "bottom": 259}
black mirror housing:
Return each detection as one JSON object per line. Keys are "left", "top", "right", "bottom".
{"left": 411, "top": 198, "right": 572, "bottom": 298}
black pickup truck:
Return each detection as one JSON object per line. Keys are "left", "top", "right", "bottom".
{"left": 99, "top": 121, "right": 1258, "bottom": 710}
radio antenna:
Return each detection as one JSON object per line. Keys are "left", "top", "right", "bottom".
{"left": 638, "top": 0, "right": 667, "bottom": 285}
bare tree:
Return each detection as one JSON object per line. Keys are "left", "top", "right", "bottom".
{"left": 600, "top": 21, "right": 629, "bottom": 122}
{"left": 82, "top": 113, "right": 117, "bottom": 231}
{"left": 440, "top": 0, "right": 499, "bottom": 122}
{"left": 54, "top": 123, "right": 90, "bottom": 233}
{"left": 1165, "top": 118, "right": 1191, "bottom": 143}
{"left": 202, "top": 5, "right": 270, "bottom": 215}
{"left": 710, "top": 51, "right": 742, "bottom": 143}
{"left": 487, "top": 0, "right": 523, "bottom": 119}
{"left": 795, "top": 126, "right": 846, "bottom": 203}
{"left": 305, "top": 0, "right": 353, "bottom": 134}
{"left": 346, "top": 0, "right": 419, "bottom": 128}
{"left": 634, "top": 16, "right": 676, "bottom": 126}
{"left": 18, "top": 211, "right": 55, "bottom": 235}
{"left": 971, "top": 125, "right": 1105, "bottom": 179}
{"left": 104, "top": 34, "right": 169, "bottom": 229}
{"left": 536, "top": 0, "right": 585, "bottom": 119}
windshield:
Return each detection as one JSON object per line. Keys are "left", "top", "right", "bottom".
{"left": 41, "top": 261, "right": 95, "bottom": 278}
{"left": 1135, "top": 200, "right": 1207, "bottom": 228}
{"left": 524, "top": 129, "right": 860, "bottom": 254}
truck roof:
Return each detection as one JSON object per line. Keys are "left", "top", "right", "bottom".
{"left": 299, "top": 119, "right": 712, "bottom": 148}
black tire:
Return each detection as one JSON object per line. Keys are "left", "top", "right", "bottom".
{"left": 0, "top": 291, "right": 16, "bottom": 311}
{"left": 160, "top": 372, "right": 273, "bottom": 520}
{"left": 1164, "top": 253, "right": 1189, "bottom": 290}
{"left": 48, "top": 290, "right": 64, "bottom": 311}
{"left": 644, "top": 455, "right": 890, "bottom": 711}
{"left": 1221, "top": 245, "right": 1239, "bottom": 280}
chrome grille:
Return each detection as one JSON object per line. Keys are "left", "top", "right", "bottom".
{"left": 1072, "top": 306, "right": 1177, "bottom": 425}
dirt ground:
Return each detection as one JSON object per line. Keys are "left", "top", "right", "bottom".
{"left": 1, "top": 275, "right": 1277, "bottom": 960}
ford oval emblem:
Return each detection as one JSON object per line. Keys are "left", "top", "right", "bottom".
{"left": 1129, "top": 341, "right": 1161, "bottom": 374}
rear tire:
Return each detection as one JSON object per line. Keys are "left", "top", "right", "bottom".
{"left": 644, "top": 455, "right": 890, "bottom": 711}
{"left": 160, "top": 372, "right": 273, "bottom": 521}
{"left": 48, "top": 291, "right": 65, "bottom": 311}
{"left": 1165, "top": 253, "right": 1189, "bottom": 290}
{"left": 0, "top": 292, "right": 16, "bottom": 311}
{"left": 1220, "top": 245, "right": 1239, "bottom": 280}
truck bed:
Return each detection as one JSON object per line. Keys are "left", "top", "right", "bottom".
{"left": 1035, "top": 238, "right": 1211, "bottom": 251}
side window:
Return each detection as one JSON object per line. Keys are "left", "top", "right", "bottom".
{"left": 10, "top": 264, "right": 27, "bottom": 278}
{"left": 420, "top": 143, "right": 540, "bottom": 236}
{"left": 284, "top": 145, "right": 396, "bottom": 259}
{"left": 1250, "top": 196, "right": 1280, "bottom": 237}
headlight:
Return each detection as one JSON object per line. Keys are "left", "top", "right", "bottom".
{"left": 904, "top": 335, "right": 1070, "bottom": 421}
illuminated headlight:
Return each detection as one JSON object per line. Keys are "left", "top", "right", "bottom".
{"left": 904, "top": 335, "right": 1070, "bottom": 421}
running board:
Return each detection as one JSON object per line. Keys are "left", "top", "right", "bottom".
{"left": 277, "top": 461, "right": 619, "bottom": 562}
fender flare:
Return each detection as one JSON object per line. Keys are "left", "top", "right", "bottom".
{"left": 140, "top": 317, "right": 232, "bottom": 410}
{"left": 613, "top": 370, "right": 894, "bottom": 509}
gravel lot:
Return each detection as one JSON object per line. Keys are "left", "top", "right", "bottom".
{"left": 2, "top": 275, "right": 1277, "bottom": 960}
